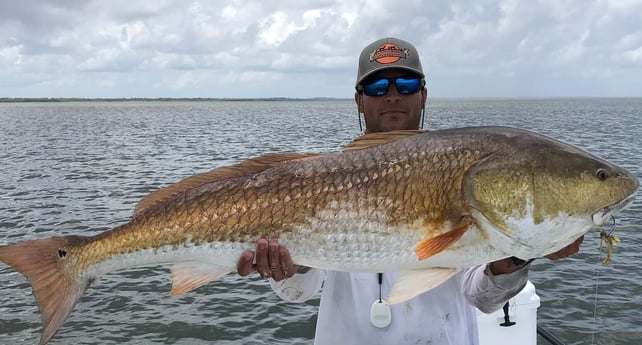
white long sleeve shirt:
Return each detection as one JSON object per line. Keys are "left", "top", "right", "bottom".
{"left": 270, "top": 265, "right": 529, "bottom": 345}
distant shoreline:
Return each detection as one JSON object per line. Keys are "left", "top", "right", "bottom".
{"left": 0, "top": 97, "right": 351, "bottom": 103}
{"left": 1, "top": 96, "right": 640, "bottom": 103}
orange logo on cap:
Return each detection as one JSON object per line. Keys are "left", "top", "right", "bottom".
{"left": 369, "top": 43, "right": 409, "bottom": 64}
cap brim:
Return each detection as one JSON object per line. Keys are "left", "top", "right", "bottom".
{"left": 357, "top": 66, "right": 425, "bottom": 87}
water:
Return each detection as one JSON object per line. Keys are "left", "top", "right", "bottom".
{"left": 0, "top": 99, "right": 640, "bottom": 344}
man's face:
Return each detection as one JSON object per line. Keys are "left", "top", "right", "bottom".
{"left": 355, "top": 69, "right": 427, "bottom": 133}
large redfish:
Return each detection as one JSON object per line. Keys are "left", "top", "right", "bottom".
{"left": 0, "top": 126, "right": 638, "bottom": 344}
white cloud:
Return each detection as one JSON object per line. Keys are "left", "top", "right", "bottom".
{"left": 164, "top": 70, "right": 209, "bottom": 89}
{"left": 0, "top": 0, "right": 641, "bottom": 98}
{"left": 0, "top": 45, "right": 23, "bottom": 70}
{"left": 623, "top": 46, "right": 642, "bottom": 63}
{"left": 258, "top": 11, "right": 297, "bottom": 47}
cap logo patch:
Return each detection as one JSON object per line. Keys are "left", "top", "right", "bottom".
{"left": 369, "top": 43, "right": 409, "bottom": 64}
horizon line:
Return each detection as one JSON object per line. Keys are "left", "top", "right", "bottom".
{"left": 2, "top": 96, "right": 641, "bottom": 103}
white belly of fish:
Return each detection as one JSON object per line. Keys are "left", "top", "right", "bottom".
{"left": 86, "top": 209, "right": 593, "bottom": 281}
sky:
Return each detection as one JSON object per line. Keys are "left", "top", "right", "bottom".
{"left": 1, "top": 0, "right": 641, "bottom": 99}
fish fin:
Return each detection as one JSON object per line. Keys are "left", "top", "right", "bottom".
{"left": 134, "top": 152, "right": 322, "bottom": 216}
{"left": 343, "top": 130, "right": 426, "bottom": 152}
{"left": 415, "top": 216, "right": 473, "bottom": 260}
{"left": 170, "top": 262, "right": 232, "bottom": 296}
{"left": 386, "top": 268, "right": 459, "bottom": 304}
{"left": 0, "top": 236, "right": 91, "bottom": 345}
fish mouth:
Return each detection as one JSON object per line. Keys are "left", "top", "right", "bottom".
{"left": 592, "top": 193, "right": 637, "bottom": 226}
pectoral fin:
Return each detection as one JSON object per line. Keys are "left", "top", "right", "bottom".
{"left": 387, "top": 268, "right": 459, "bottom": 304}
{"left": 415, "top": 216, "right": 473, "bottom": 260}
{"left": 170, "top": 262, "right": 232, "bottom": 296}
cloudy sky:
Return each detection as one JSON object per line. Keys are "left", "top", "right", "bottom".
{"left": 1, "top": 0, "right": 641, "bottom": 98}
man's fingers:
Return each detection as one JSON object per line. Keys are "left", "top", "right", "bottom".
{"left": 268, "top": 239, "right": 284, "bottom": 281}
{"left": 546, "top": 236, "right": 584, "bottom": 260}
{"left": 237, "top": 238, "right": 295, "bottom": 281}
{"left": 255, "top": 238, "right": 271, "bottom": 279}
{"left": 279, "top": 247, "right": 296, "bottom": 279}
{"left": 237, "top": 250, "right": 255, "bottom": 276}
{"left": 575, "top": 235, "right": 584, "bottom": 248}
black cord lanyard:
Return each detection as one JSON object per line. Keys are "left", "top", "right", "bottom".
{"left": 377, "top": 272, "right": 383, "bottom": 302}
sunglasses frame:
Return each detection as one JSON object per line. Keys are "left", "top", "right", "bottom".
{"left": 358, "top": 76, "right": 425, "bottom": 97}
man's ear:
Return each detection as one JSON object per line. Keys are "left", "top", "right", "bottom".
{"left": 354, "top": 91, "right": 363, "bottom": 112}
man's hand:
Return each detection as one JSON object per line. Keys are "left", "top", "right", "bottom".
{"left": 544, "top": 235, "right": 584, "bottom": 260}
{"left": 237, "top": 238, "right": 298, "bottom": 282}
{"left": 490, "top": 235, "right": 584, "bottom": 275}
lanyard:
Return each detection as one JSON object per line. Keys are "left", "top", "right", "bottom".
{"left": 370, "top": 272, "right": 392, "bottom": 328}
{"left": 377, "top": 272, "right": 383, "bottom": 302}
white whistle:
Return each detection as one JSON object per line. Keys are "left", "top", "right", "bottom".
{"left": 370, "top": 299, "right": 392, "bottom": 328}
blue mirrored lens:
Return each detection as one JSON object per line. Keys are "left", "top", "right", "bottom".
{"left": 395, "top": 78, "right": 421, "bottom": 94}
{"left": 362, "top": 77, "right": 421, "bottom": 96}
{"left": 363, "top": 79, "right": 390, "bottom": 96}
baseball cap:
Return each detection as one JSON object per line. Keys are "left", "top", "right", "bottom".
{"left": 355, "top": 37, "right": 425, "bottom": 88}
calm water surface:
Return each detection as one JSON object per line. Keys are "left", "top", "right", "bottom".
{"left": 0, "top": 99, "right": 640, "bottom": 344}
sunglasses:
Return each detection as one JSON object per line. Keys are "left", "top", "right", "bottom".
{"left": 360, "top": 76, "right": 424, "bottom": 97}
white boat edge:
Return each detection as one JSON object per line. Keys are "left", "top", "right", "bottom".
{"left": 476, "top": 280, "right": 542, "bottom": 345}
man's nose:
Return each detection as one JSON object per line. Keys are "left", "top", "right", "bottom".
{"left": 383, "top": 84, "right": 402, "bottom": 101}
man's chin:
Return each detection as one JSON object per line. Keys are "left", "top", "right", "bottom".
{"left": 380, "top": 118, "right": 409, "bottom": 131}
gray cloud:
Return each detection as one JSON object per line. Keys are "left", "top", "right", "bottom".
{"left": 1, "top": 0, "right": 641, "bottom": 98}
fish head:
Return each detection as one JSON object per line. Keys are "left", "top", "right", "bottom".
{"left": 463, "top": 127, "right": 639, "bottom": 257}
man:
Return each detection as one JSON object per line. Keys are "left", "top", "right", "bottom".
{"left": 237, "top": 37, "right": 583, "bottom": 344}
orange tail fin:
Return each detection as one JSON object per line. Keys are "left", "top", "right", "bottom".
{"left": 0, "top": 236, "right": 92, "bottom": 345}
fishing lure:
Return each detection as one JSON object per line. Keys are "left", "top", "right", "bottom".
{"left": 598, "top": 221, "right": 620, "bottom": 265}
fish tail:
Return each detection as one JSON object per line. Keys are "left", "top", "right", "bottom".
{"left": 0, "top": 235, "right": 91, "bottom": 345}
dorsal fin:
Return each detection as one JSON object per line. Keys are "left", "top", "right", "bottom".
{"left": 343, "top": 130, "right": 426, "bottom": 152}
{"left": 133, "top": 152, "right": 321, "bottom": 216}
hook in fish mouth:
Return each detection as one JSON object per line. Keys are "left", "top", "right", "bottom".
{"left": 592, "top": 194, "right": 636, "bottom": 226}
{"left": 598, "top": 216, "right": 620, "bottom": 265}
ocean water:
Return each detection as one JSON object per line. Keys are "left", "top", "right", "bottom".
{"left": 0, "top": 98, "right": 640, "bottom": 345}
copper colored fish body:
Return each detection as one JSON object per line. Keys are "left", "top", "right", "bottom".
{"left": 0, "top": 126, "right": 638, "bottom": 344}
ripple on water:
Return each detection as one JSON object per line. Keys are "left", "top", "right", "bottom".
{"left": 1, "top": 99, "right": 641, "bottom": 344}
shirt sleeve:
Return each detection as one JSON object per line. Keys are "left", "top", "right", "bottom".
{"left": 462, "top": 263, "right": 530, "bottom": 314}
{"left": 268, "top": 268, "right": 326, "bottom": 303}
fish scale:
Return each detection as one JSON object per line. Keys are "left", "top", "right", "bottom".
{"left": 0, "top": 126, "right": 638, "bottom": 345}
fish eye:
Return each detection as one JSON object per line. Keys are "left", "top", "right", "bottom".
{"left": 596, "top": 168, "right": 609, "bottom": 181}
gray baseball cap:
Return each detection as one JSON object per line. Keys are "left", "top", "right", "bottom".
{"left": 355, "top": 37, "right": 425, "bottom": 88}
